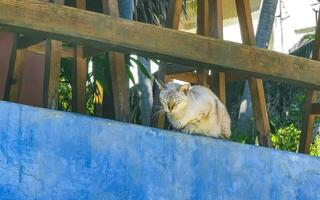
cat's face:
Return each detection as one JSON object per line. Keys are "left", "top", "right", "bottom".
{"left": 159, "top": 82, "right": 190, "bottom": 114}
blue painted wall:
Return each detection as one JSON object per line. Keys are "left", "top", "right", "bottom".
{"left": 0, "top": 101, "right": 319, "bottom": 200}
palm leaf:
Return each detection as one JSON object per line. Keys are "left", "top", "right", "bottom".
{"left": 130, "top": 57, "right": 151, "bottom": 78}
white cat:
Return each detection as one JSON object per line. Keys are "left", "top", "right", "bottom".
{"left": 158, "top": 81, "right": 231, "bottom": 138}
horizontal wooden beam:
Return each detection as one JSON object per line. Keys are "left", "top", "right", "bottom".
{"left": 225, "top": 71, "right": 251, "bottom": 82}
{"left": 1, "top": 0, "right": 320, "bottom": 89}
{"left": 166, "top": 70, "right": 250, "bottom": 85}
{"left": 17, "top": 35, "right": 45, "bottom": 49}
{"left": 165, "top": 72, "right": 200, "bottom": 84}
{"left": 26, "top": 42, "right": 74, "bottom": 58}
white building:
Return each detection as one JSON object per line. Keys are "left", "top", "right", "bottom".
{"left": 180, "top": 0, "right": 319, "bottom": 53}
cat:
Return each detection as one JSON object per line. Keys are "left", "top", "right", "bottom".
{"left": 158, "top": 81, "right": 231, "bottom": 139}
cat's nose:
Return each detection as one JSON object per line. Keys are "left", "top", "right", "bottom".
{"left": 168, "top": 101, "right": 174, "bottom": 112}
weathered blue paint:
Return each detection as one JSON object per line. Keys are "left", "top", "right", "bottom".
{"left": 0, "top": 101, "right": 319, "bottom": 200}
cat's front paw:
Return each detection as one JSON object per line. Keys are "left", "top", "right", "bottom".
{"left": 182, "top": 127, "right": 194, "bottom": 134}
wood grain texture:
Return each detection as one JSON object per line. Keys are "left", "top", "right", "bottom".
{"left": 70, "top": 0, "right": 87, "bottom": 114}
{"left": 208, "top": 0, "right": 226, "bottom": 105}
{"left": 196, "top": 0, "right": 210, "bottom": 87}
{"left": 165, "top": 71, "right": 200, "bottom": 85}
{"left": 0, "top": 0, "right": 320, "bottom": 88}
{"left": 212, "top": 71, "right": 226, "bottom": 104}
{"left": 0, "top": 31, "right": 15, "bottom": 99}
{"left": 71, "top": 45, "right": 87, "bottom": 114}
{"left": 299, "top": 90, "right": 317, "bottom": 154}
{"left": 150, "top": 0, "right": 183, "bottom": 128}
{"left": 7, "top": 49, "right": 25, "bottom": 102}
{"left": 101, "top": 0, "right": 130, "bottom": 122}
{"left": 18, "top": 50, "right": 45, "bottom": 107}
{"left": 166, "top": 70, "right": 249, "bottom": 84}
{"left": 166, "top": 0, "right": 183, "bottom": 30}
{"left": 108, "top": 52, "right": 130, "bottom": 121}
{"left": 26, "top": 42, "right": 74, "bottom": 58}
{"left": 43, "top": 40, "right": 62, "bottom": 109}
{"left": 236, "top": 0, "right": 271, "bottom": 147}
{"left": 209, "top": 0, "right": 223, "bottom": 38}
{"left": 17, "top": 35, "right": 46, "bottom": 49}
{"left": 299, "top": 15, "right": 320, "bottom": 154}
{"left": 16, "top": 0, "right": 64, "bottom": 49}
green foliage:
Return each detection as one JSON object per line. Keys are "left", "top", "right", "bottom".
{"left": 268, "top": 85, "right": 305, "bottom": 129}
{"left": 129, "top": 57, "right": 151, "bottom": 78}
{"left": 230, "top": 126, "right": 256, "bottom": 144}
{"left": 230, "top": 134, "right": 256, "bottom": 145}
{"left": 58, "top": 52, "right": 151, "bottom": 120}
{"left": 58, "top": 58, "right": 73, "bottom": 112}
{"left": 271, "top": 124, "right": 300, "bottom": 152}
{"left": 58, "top": 77, "right": 72, "bottom": 112}
{"left": 134, "top": 0, "right": 193, "bottom": 25}
{"left": 310, "top": 135, "right": 320, "bottom": 157}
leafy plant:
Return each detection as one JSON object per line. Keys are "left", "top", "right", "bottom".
{"left": 310, "top": 135, "right": 320, "bottom": 157}
{"left": 230, "top": 127, "right": 256, "bottom": 145}
{"left": 271, "top": 124, "right": 301, "bottom": 152}
{"left": 58, "top": 58, "right": 73, "bottom": 112}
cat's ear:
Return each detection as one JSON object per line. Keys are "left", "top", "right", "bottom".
{"left": 154, "top": 78, "right": 166, "bottom": 91}
{"left": 179, "top": 83, "right": 190, "bottom": 95}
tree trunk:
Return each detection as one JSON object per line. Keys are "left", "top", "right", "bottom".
{"left": 138, "top": 57, "right": 153, "bottom": 126}
{"left": 118, "top": 0, "right": 133, "bottom": 19}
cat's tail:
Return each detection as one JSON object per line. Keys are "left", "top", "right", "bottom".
{"left": 218, "top": 102, "right": 232, "bottom": 139}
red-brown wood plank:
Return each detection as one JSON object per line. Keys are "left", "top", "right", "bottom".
{"left": 42, "top": 0, "right": 64, "bottom": 109}
{"left": 208, "top": 0, "right": 226, "bottom": 105}
{"left": 43, "top": 40, "right": 63, "bottom": 108}
{"left": 299, "top": 14, "right": 320, "bottom": 154}
{"left": 72, "top": 45, "right": 87, "bottom": 114}
{"left": 150, "top": 0, "right": 183, "bottom": 128}
{"left": 0, "top": 31, "right": 15, "bottom": 99}
{"left": 196, "top": 0, "right": 210, "bottom": 86}
{"left": 71, "top": 0, "right": 87, "bottom": 114}
{"left": 2, "top": 1, "right": 320, "bottom": 88}
{"left": 100, "top": 0, "right": 131, "bottom": 122}
{"left": 6, "top": 49, "right": 25, "bottom": 102}
{"left": 236, "top": 0, "right": 272, "bottom": 147}
{"left": 18, "top": 50, "right": 45, "bottom": 107}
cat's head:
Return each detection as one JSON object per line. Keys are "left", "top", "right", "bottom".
{"left": 158, "top": 81, "right": 190, "bottom": 114}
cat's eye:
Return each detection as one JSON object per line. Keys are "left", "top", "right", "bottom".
{"left": 160, "top": 99, "right": 167, "bottom": 104}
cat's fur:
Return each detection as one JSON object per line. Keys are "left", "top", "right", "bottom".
{"left": 159, "top": 82, "right": 231, "bottom": 138}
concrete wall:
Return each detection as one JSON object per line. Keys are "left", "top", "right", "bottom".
{"left": 0, "top": 101, "right": 319, "bottom": 200}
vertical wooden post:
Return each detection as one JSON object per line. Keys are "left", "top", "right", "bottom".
{"left": 0, "top": 31, "right": 16, "bottom": 100}
{"left": 3, "top": 34, "right": 26, "bottom": 103}
{"left": 71, "top": 0, "right": 87, "bottom": 114}
{"left": 209, "top": 0, "right": 226, "bottom": 105}
{"left": 101, "top": 0, "right": 131, "bottom": 122}
{"left": 18, "top": 50, "right": 46, "bottom": 106}
{"left": 235, "top": 0, "right": 272, "bottom": 147}
{"left": 43, "top": 0, "right": 64, "bottom": 109}
{"left": 299, "top": 14, "right": 320, "bottom": 154}
{"left": 196, "top": 0, "right": 210, "bottom": 86}
{"left": 5, "top": 35, "right": 46, "bottom": 107}
{"left": 150, "top": 0, "right": 183, "bottom": 128}
{"left": 3, "top": 0, "right": 64, "bottom": 108}
{"left": 43, "top": 40, "right": 62, "bottom": 109}
{"left": 72, "top": 45, "right": 87, "bottom": 114}
{"left": 299, "top": 91, "right": 317, "bottom": 153}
